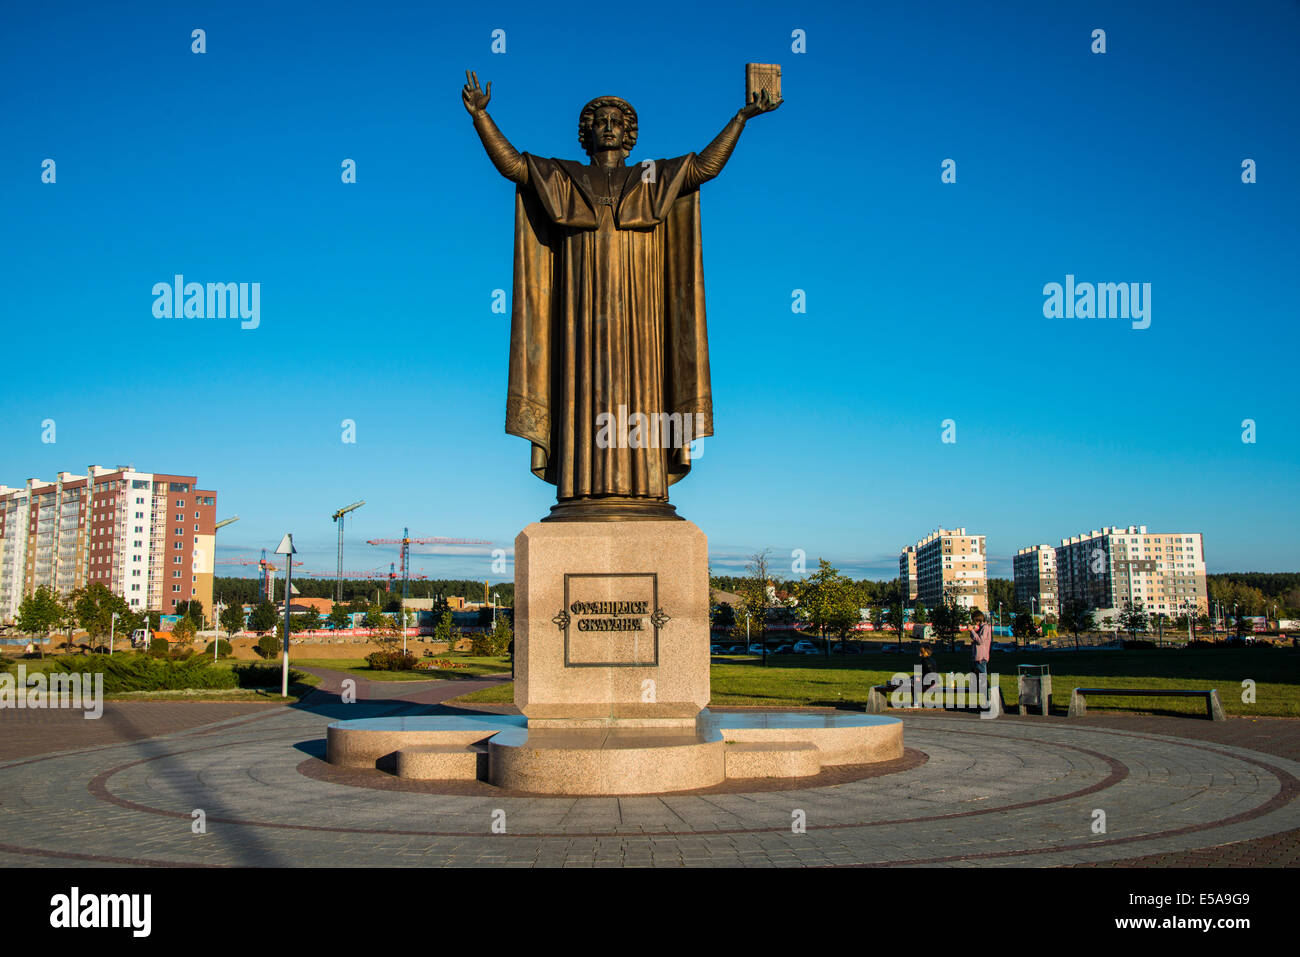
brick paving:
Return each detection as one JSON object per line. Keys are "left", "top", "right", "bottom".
{"left": 0, "top": 671, "right": 1297, "bottom": 867}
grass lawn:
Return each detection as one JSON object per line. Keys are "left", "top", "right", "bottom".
{"left": 290, "top": 656, "right": 513, "bottom": 682}
{"left": 449, "top": 647, "right": 1300, "bottom": 717}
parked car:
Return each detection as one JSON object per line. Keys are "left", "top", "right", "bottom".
{"left": 710, "top": 644, "right": 725, "bottom": 654}
{"left": 726, "top": 644, "right": 745, "bottom": 654}
{"left": 792, "top": 640, "right": 820, "bottom": 655}
{"left": 771, "top": 644, "right": 794, "bottom": 655}
{"left": 746, "top": 643, "right": 766, "bottom": 654}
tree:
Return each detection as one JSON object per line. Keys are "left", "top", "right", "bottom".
{"left": 363, "top": 603, "right": 385, "bottom": 631}
{"left": 301, "top": 607, "right": 322, "bottom": 631}
{"left": 72, "top": 583, "right": 130, "bottom": 652}
{"left": 174, "top": 600, "right": 207, "bottom": 630}
{"left": 800, "top": 559, "right": 857, "bottom": 653}
{"left": 434, "top": 611, "right": 454, "bottom": 651}
{"left": 734, "top": 549, "right": 773, "bottom": 652}
{"left": 16, "top": 586, "right": 64, "bottom": 656}
{"left": 1059, "top": 598, "right": 1095, "bottom": 649}
{"left": 247, "top": 600, "right": 279, "bottom": 636}
{"left": 931, "top": 593, "right": 968, "bottom": 650}
{"left": 886, "top": 601, "right": 906, "bottom": 643}
{"left": 1012, "top": 611, "right": 1035, "bottom": 643}
{"left": 172, "top": 616, "right": 197, "bottom": 643}
{"left": 711, "top": 602, "right": 736, "bottom": 632}
{"left": 220, "top": 604, "right": 246, "bottom": 636}
{"left": 1118, "top": 600, "right": 1148, "bottom": 640}
{"left": 913, "top": 601, "right": 928, "bottom": 625}
{"left": 870, "top": 606, "right": 885, "bottom": 634}
{"left": 1235, "top": 613, "right": 1255, "bottom": 638}
{"left": 328, "top": 605, "right": 350, "bottom": 630}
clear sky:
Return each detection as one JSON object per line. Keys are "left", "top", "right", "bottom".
{"left": 2, "top": 0, "right": 1297, "bottom": 583}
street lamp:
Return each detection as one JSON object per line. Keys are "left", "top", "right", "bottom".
{"left": 108, "top": 611, "right": 118, "bottom": 657}
{"left": 213, "top": 600, "right": 224, "bottom": 662}
{"left": 275, "top": 533, "right": 297, "bottom": 698}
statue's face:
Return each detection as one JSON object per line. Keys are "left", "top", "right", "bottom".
{"left": 589, "top": 106, "right": 627, "bottom": 153}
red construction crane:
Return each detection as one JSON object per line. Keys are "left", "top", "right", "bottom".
{"left": 366, "top": 526, "right": 491, "bottom": 600}
{"left": 217, "top": 549, "right": 301, "bottom": 603}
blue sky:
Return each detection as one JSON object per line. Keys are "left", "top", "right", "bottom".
{"left": 2, "top": 0, "right": 1297, "bottom": 583}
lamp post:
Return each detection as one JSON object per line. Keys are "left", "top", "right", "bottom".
{"left": 211, "top": 516, "right": 239, "bottom": 661}
{"left": 275, "top": 533, "right": 297, "bottom": 698}
{"left": 213, "top": 600, "right": 223, "bottom": 662}
{"left": 108, "top": 611, "right": 118, "bottom": 657}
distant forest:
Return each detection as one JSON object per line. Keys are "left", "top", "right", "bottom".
{"left": 214, "top": 577, "right": 515, "bottom": 610}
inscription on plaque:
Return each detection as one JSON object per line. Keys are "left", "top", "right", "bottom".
{"left": 560, "top": 573, "right": 662, "bottom": 667}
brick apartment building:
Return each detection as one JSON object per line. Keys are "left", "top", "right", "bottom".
{"left": 901, "top": 527, "right": 988, "bottom": 612}
{"left": 0, "top": 465, "right": 217, "bottom": 623}
{"left": 1053, "top": 524, "right": 1208, "bottom": 623}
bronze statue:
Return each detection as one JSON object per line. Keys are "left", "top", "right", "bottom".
{"left": 463, "top": 70, "right": 781, "bottom": 520}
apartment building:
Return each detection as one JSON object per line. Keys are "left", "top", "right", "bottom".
{"left": 0, "top": 466, "right": 217, "bottom": 623}
{"left": 1054, "top": 525, "right": 1207, "bottom": 622}
{"left": 905, "top": 527, "right": 987, "bottom": 611}
{"left": 899, "top": 546, "right": 917, "bottom": 601}
{"left": 1013, "top": 545, "right": 1059, "bottom": 617}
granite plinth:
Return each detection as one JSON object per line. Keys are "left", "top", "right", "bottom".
{"left": 514, "top": 519, "right": 710, "bottom": 728}
{"left": 324, "top": 709, "right": 903, "bottom": 793}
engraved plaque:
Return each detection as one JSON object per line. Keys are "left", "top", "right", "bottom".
{"left": 562, "top": 572, "right": 661, "bottom": 667}
{"left": 745, "top": 63, "right": 781, "bottom": 102}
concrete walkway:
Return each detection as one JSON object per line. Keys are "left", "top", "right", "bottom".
{"left": 0, "top": 673, "right": 1296, "bottom": 867}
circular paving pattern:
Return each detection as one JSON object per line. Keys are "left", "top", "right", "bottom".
{"left": 1, "top": 703, "right": 1297, "bottom": 867}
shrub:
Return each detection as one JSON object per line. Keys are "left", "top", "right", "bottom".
{"left": 203, "top": 639, "right": 234, "bottom": 658}
{"left": 47, "top": 653, "right": 238, "bottom": 692}
{"left": 147, "top": 638, "right": 170, "bottom": 658}
{"left": 366, "top": 651, "right": 416, "bottom": 671}
{"left": 414, "top": 658, "right": 465, "bottom": 671}
{"left": 256, "top": 634, "right": 281, "bottom": 659}
{"left": 232, "top": 663, "right": 307, "bottom": 687}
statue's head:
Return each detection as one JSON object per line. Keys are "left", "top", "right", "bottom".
{"left": 578, "top": 96, "right": 638, "bottom": 157}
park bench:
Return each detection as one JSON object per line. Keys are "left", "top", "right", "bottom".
{"left": 866, "top": 679, "right": 1003, "bottom": 717}
{"left": 1067, "top": 687, "right": 1225, "bottom": 721}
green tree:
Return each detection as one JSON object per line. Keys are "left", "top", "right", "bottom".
{"left": 434, "top": 611, "right": 454, "bottom": 651}
{"left": 1118, "top": 600, "right": 1148, "bottom": 639}
{"left": 16, "top": 585, "right": 64, "bottom": 656}
{"left": 363, "top": 603, "right": 385, "bottom": 631}
{"left": 886, "top": 601, "right": 906, "bottom": 643}
{"left": 1059, "top": 598, "right": 1095, "bottom": 649}
{"left": 172, "top": 616, "right": 197, "bottom": 643}
{"left": 912, "top": 601, "right": 928, "bottom": 625}
{"left": 328, "top": 604, "right": 350, "bottom": 630}
{"left": 174, "top": 600, "right": 207, "bottom": 630}
{"left": 301, "top": 607, "right": 322, "bottom": 631}
{"left": 220, "top": 604, "right": 246, "bottom": 636}
{"left": 72, "top": 583, "right": 130, "bottom": 652}
{"left": 734, "top": 549, "right": 773, "bottom": 651}
{"left": 1012, "top": 611, "right": 1035, "bottom": 643}
{"left": 711, "top": 602, "right": 736, "bottom": 632}
{"left": 247, "top": 600, "right": 279, "bottom": 636}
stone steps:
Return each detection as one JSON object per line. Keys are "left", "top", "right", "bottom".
{"left": 396, "top": 744, "right": 489, "bottom": 781}
{"left": 723, "top": 740, "right": 821, "bottom": 779}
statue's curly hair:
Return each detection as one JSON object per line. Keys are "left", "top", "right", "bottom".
{"left": 578, "top": 96, "right": 638, "bottom": 155}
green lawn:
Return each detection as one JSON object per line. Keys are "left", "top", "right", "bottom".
{"left": 449, "top": 647, "right": 1300, "bottom": 717}
{"left": 289, "top": 656, "right": 513, "bottom": 682}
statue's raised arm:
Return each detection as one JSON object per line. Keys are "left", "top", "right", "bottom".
{"left": 463, "top": 70, "right": 528, "bottom": 185}
{"left": 683, "top": 87, "right": 782, "bottom": 189}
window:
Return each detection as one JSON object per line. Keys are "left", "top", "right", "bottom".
{"left": 174, "top": 513, "right": 183, "bottom": 521}
{"left": 173, "top": 571, "right": 181, "bottom": 578}
{"left": 173, "top": 542, "right": 182, "bottom": 550}
{"left": 175, "top": 499, "right": 184, "bottom": 507}
{"left": 174, "top": 556, "right": 182, "bottom": 564}
{"left": 172, "top": 585, "right": 181, "bottom": 593}
{"left": 194, "top": 511, "right": 199, "bottom": 519}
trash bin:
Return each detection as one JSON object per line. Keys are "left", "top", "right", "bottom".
{"left": 1017, "top": 664, "right": 1051, "bottom": 716}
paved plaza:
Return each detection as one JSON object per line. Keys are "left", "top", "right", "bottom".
{"left": 0, "top": 669, "right": 1296, "bottom": 867}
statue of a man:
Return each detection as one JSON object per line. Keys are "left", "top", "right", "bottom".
{"left": 463, "top": 71, "right": 781, "bottom": 521}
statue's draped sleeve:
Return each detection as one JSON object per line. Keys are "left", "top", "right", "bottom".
{"left": 505, "top": 153, "right": 713, "bottom": 487}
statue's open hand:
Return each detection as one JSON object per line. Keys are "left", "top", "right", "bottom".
{"left": 739, "top": 88, "right": 782, "bottom": 120}
{"left": 462, "top": 70, "right": 491, "bottom": 115}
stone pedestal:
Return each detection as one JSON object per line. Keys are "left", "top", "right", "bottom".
{"left": 514, "top": 519, "right": 710, "bottom": 729}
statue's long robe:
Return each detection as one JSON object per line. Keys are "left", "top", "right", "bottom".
{"left": 505, "top": 153, "right": 713, "bottom": 502}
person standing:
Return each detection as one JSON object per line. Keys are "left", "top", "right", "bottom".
{"left": 968, "top": 610, "right": 992, "bottom": 678}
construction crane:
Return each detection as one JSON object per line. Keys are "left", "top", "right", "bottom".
{"left": 330, "top": 500, "right": 365, "bottom": 603}
{"left": 366, "top": 527, "right": 492, "bottom": 601}
{"left": 217, "top": 549, "right": 301, "bottom": 603}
